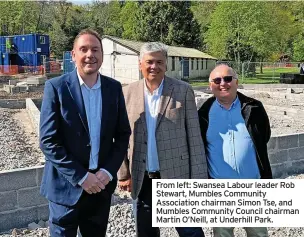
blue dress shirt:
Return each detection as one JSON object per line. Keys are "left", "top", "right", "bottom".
{"left": 206, "top": 97, "right": 260, "bottom": 179}
{"left": 77, "top": 72, "right": 112, "bottom": 185}
{"left": 144, "top": 78, "right": 164, "bottom": 172}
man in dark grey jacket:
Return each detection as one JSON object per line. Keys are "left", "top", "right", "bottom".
{"left": 198, "top": 64, "right": 271, "bottom": 237}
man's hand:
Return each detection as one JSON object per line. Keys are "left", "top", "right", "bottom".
{"left": 118, "top": 178, "right": 132, "bottom": 192}
{"left": 96, "top": 170, "right": 111, "bottom": 186}
{"left": 81, "top": 172, "right": 105, "bottom": 194}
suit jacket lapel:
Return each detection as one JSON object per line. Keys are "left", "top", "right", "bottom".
{"left": 100, "top": 75, "right": 110, "bottom": 139}
{"left": 137, "top": 79, "right": 147, "bottom": 134}
{"left": 66, "top": 70, "right": 89, "bottom": 135}
{"left": 156, "top": 77, "right": 174, "bottom": 129}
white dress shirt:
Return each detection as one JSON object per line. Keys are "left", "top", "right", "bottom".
{"left": 144, "top": 78, "right": 164, "bottom": 172}
{"left": 77, "top": 72, "right": 112, "bottom": 185}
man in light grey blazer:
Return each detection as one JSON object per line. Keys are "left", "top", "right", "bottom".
{"left": 118, "top": 42, "right": 208, "bottom": 237}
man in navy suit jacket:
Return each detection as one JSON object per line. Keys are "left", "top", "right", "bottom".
{"left": 39, "top": 29, "right": 131, "bottom": 237}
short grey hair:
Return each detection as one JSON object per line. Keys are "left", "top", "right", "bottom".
{"left": 139, "top": 42, "right": 168, "bottom": 61}
{"left": 209, "top": 64, "right": 238, "bottom": 81}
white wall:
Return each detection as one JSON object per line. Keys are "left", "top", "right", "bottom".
{"left": 100, "top": 38, "right": 114, "bottom": 79}
{"left": 188, "top": 58, "right": 216, "bottom": 78}
{"left": 100, "top": 38, "right": 140, "bottom": 84}
{"left": 166, "top": 56, "right": 182, "bottom": 79}
{"left": 166, "top": 57, "right": 217, "bottom": 79}
{"left": 113, "top": 54, "right": 140, "bottom": 84}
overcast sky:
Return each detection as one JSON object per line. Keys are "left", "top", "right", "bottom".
{"left": 68, "top": 0, "right": 93, "bottom": 5}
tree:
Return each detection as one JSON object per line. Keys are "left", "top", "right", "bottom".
{"left": 133, "top": 1, "right": 201, "bottom": 48}
{"left": 88, "top": 1, "right": 123, "bottom": 37}
{"left": 47, "top": 1, "right": 92, "bottom": 57}
{"left": 120, "top": 2, "right": 140, "bottom": 39}
{"left": 205, "top": 2, "right": 294, "bottom": 68}
{"left": 276, "top": 1, "right": 304, "bottom": 61}
{"left": 0, "top": 1, "right": 42, "bottom": 35}
{"left": 293, "top": 35, "right": 304, "bottom": 61}
{"left": 48, "top": 21, "right": 69, "bottom": 58}
{"left": 191, "top": 2, "right": 218, "bottom": 51}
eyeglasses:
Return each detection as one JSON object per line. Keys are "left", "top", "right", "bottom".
{"left": 210, "top": 76, "right": 234, "bottom": 84}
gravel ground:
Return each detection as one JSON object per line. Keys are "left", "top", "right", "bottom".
{"left": 245, "top": 91, "right": 304, "bottom": 136}
{"left": 268, "top": 116, "right": 304, "bottom": 136}
{"left": 1, "top": 87, "right": 304, "bottom": 236}
{"left": 0, "top": 108, "right": 43, "bottom": 171}
{"left": 246, "top": 91, "right": 304, "bottom": 109}
{"left": 1, "top": 174, "right": 303, "bottom": 237}
{"left": 0, "top": 91, "right": 43, "bottom": 100}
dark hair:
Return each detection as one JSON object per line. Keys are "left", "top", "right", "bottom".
{"left": 73, "top": 29, "right": 102, "bottom": 49}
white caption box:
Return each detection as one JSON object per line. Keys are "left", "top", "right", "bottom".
{"left": 152, "top": 179, "right": 304, "bottom": 227}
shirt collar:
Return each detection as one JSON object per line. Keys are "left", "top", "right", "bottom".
{"left": 144, "top": 78, "right": 164, "bottom": 96}
{"left": 216, "top": 96, "right": 239, "bottom": 110}
{"left": 77, "top": 70, "right": 101, "bottom": 90}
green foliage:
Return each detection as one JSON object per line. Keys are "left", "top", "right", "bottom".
{"left": 120, "top": 2, "right": 140, "bottom": 40}
{"left": 205, "top": 2, "right": 294, "bottom": 63}
{"left": 191, "top": 2, "right": 218, "bottom": 51}
{"left": 89, "top": 1, "right": 123, "bottom": 37}
{"left": 132, "top": 1, "right": 201, "bottom": 48}
{"left": 48, "top": 21, "right": 69, "bottom": 58}
{"left": 293, "top": 35, "right": 304, "bottom": 61}
{"left": 0, "top": 0, "right": 303, "bottom": 61}
{"left": 0, "top": 1, "right": 43, "bottom": 35}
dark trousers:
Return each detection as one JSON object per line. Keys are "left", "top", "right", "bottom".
{"left": 48, "top": 189, "right": 112, "bottom": 237}
{"left": 136, "top": 174, "right": 205, "bottom": 237}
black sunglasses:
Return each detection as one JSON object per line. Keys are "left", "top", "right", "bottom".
{"left": 211, "top": 76, "right": 234, "bottom": 84}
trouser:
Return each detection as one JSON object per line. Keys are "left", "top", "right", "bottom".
{"left": 135, "top": 173, "right": 205, "bottom": 237}
{"left": 48, "top": 189, "right": 112, "bottom": 237}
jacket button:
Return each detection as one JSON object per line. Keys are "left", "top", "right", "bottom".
{"left": 143, "top": 160, "right": 145, "bottom": 163}
{"left": 144, "top": 141, "right": 147, "bottom": 144}
{"left": 87, "top": 143, "right": 91, "bottom": 147}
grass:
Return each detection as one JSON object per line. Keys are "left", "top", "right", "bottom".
{"left": 189, "top": 67, "right": 301, "bottom": 87}
{"left": 252, "top": 67, "right": 299, "bottom": 80}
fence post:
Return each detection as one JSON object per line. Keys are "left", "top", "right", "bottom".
{"left": 180, "top": 58, "right": 183, "bottom": 81}
{"left": 44, "top": 60, "right": 46, "bottom": 76}
{"left": 273, "top": 62, "right": 276, "bottom": 81}
{"left": 241, "top": 62, "right": 245, "bottom": 84}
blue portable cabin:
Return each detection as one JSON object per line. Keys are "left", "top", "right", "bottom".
{"left": 0, "top": 33, "right": 50, "bottom": 72}
{"left": 63, "top": 51, "right": 75, "bottom": 74}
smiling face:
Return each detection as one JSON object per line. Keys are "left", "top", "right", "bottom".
{"left": 139, "top": 51, "right": 166, "bottom": 84}
{"left": 72, "top": 33, "right": 103, "bottom": 78}
{"left": 209, "top": 65, "right": 238, "bottom": 102}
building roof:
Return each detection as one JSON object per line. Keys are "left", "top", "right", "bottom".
{"left": 103, "top": 35, "right": 217, "bottom": 60}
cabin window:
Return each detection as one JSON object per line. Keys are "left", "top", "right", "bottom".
{"left": 171, "top": 57, "right": 175, "bottom": 71}
{"left": 40, "top": 36, "right": 45, "bottom": 44}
